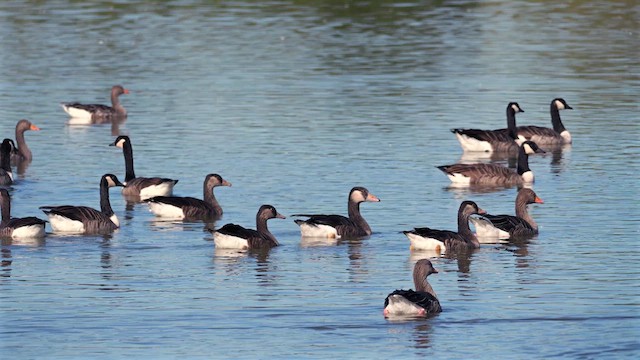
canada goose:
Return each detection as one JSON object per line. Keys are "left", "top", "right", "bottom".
{"left": 0, "top": 189, "right": 46, "bottom": 238}
{"left": 11, "top": 119, "right": 40, "bottom": 163}
{"left": 0, "top": 139, "right": 15, "bottom": 186}
{"left": 293, "top": 186, "right": 380, "bottom": 239}
{"left": 145, "top": 173, "right": 231, "bottom": 221}
{"left": 516, "top": 98, "right": 573, "bottom": 145}
{"left": 212, "top": 205, "right": 286, "bottom": 249}
{"left": 61, "top": 85, "right": 129, "bottom": 120}
{"left": 403, "top": 201, "right": 485, "bottom": 253}
{"left": 451, "top": 102, "right": 524, "bottom": 153}
{"left": 471, "top": 188, "right": 544, "bottom": 240}
{"left": 383, "top": 259, "right": 442, "bottom": 317}
{"left": 437, "top": 141, "right": 545, "bottom": 187}
{"left": 110, "top": 135, "right": 179, "bottom": 200}
{"left": 39, "top": 174, "right": 124, "bottom": 234}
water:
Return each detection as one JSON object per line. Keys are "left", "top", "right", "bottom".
{"left": 1, "top": 0, "right": 639, "bottom": 358}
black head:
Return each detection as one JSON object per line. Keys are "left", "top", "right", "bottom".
{"left": 1, "top": 138, "right": 14, "bottom": 154}
{"left": 552, "top": 98, "right": 572, "bottom": 110}
{"left": 459, "top": 200, "right": 486, "bottom": 216}
{"left": 205, "top": 173, "right": 232, "bottom": 188}
{"left": 258, "top": 204, "right": 286, "bottom": 220}
{"left": 349, "top": 186, "right": 380, "bottom": 204}
{"left": 521, "top": 141, "right": 546, "bottom": 154}
{"left": 507, "top": 102, "right": 524, "bottom": 113}
{"left": 110, "top": 135, "right": 130, "bottom": 148}
{"left": 102, "top": 174, "right": 125, "bottom": 187}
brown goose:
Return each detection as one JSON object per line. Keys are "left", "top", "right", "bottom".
{"left": 0, "top": 139, "right": 14, "bottom": 186}
{"left": 384, "top": 259, "right": 442, "bottom": 317}
{"left": 0, "top": 189, "right": 46, "bottom": 239}
{"left": 293, "top": 186, "right": 380, "bottom": 239}
{"left": 110, "top": 135, "right": 179, "bottom": 200}
{"left": 61, "top": 85, "right": 129, "bottom": 120}
{"left": 145, "top": 173, "right": 231, "bottom": 221}
{"left": 516, "top": 98, "right": 573, "bottom": 145}
{"left": 212, "top": 205, "right": 286, "bottom": 249}
{"left": 451, "top": 102, "right": 524, "bottom": 153}
{"left": 437, "top": 141, "right": 545, "bottom": 187}
{"left": 403, "top": 201, "right": 485, "bottom": 253}
{"left": 471, "top": 188, "right": 544, "bottom": 240}
{"left": 10, "top": 119, "right": 40, "bottom": 163}
{"left": 40, "top": 174, "right": 124, "bottom": 235}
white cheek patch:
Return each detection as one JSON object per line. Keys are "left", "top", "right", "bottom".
{"left": 523, "top": 143, "right": 534, "bottom": 154}
{"left": 350, "top": 191, "right": 365, "bottom": 203}
{"left": 511, "top": 104, "right": 520, "bottom": 112}
{"left": 116, "top": 138, "right": 126, "bottom": 148}
{"left": 555, "top": 100, "right": 565, "bottom": 110}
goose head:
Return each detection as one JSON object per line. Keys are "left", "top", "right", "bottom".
{"left": 102, "top": 174, "right": 125, "bottom": 188}
{"left": 109, "top": 135, "right": 130, "bottom": 149}
{"left": 459, "top": 200, "right": 486, "bottom": 216}
{"left": 205, "top": 173, "right": 232, "bottom": 188}
{"left": 414, "top": 259, "right": 439, "bottom": 278}
{"left": 258, "top": 204, "right": 286, "bottom": 220}
{"left": 507, "top": 102, "right": 524, "bottom": 114}
{"left": 112, "top": 85, "right": 130, "bottom": 97}
{"left": 552, "top": 98, "right": 573, "bottom": 110}
{"left": 519, "top": 188, "right": 544, "bottom": 205}
{"left": 16, "top": 119, "right": 41, "bottom": 132}
{"left": 521, "top": 141, "right": 545, "bottom": 155}
{"left": 349, "top": 186, "right": 381, "bottom": 204}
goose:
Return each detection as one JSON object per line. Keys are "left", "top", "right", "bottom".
{"left": 11, "top": 119, "right": 40, "bottom": 163}
{"left": 293, "top": 186, "right": 380, "bottom": 239}
{"left": 437, "top": 141, "right": 545, "bottom": 187}
{"left": 0, "top": 189, "right": 46, "bottom": 238}
{"left": 471, "top": 188, "right": 544, "bottom": 240}
{"left": 403, "top": 201, "right": 485, "bottom": 253}
{"left": 212, "top": 205, "right": 286, "bottom": 249}
{"left": 451, "top": 102, "right": 524, "bottom": 153}
{"left": 383, "top": 259, "right": 442, "bottom": 317}
{"left": 516, "top": 98, "right": 573, "bottom": 145}
{"left": 145, "top": 173, "right": 231, "bottom": 221}
{"left": 61, "top": 85, "right": 129, "bottom": 120}
{"left": 110, "top": 135, "right": 179, "bottom": 200}
{"left": 0, "top": 139, "right": 15, "bottom": 186}
{"left": 39, "top": 174, "right": 124, "bottom": 234}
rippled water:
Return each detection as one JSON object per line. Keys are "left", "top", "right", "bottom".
{"left": 1, "top": 1, "right": 638, "bottom": 358}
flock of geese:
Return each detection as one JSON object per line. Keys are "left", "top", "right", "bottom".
{"left": 1, "top": 85, "right": 573, "bottom": 319}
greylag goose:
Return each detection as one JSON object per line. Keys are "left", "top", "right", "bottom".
{"left": 110, "top": 135, "right": 179, "bottom": 200}
{"left": 384, "top": 259, "right": 442, "bottom": 317}
{"left": 451, "top": 102, "right": 524, "bottom": 153}
{"left": 61, "top": 85, "right": 129, "bottom": 120}
{"left": 471, "top": 188, "right": 544, "bottom": 240}
{"left": 403, "top": 201, "right": 485, "bottom": 253}
{"left": 11, "top": 119, "right": 40, "bottom": 163}
{"left": 293, "top": 186, "right": 380, "bottom": 239}
{"left": 437, "top": 141, "right": 545, "bottom": 187}
{"left": 40, "top": 174, "right": 124, "bottom": 234}
{"left": 515, "top": 98, "right": 573, "bottom": 145}
{"left": 212, "top": 205, "right": 285, "bottom": 249}
{"left": 145, "top": 173, "right": 231, "bottom": 221}
{"left": 0, "top": 189, "right": 46, "bottom": 238}
{"left": 0, "top": 139, "right": 15, "bottom": 186}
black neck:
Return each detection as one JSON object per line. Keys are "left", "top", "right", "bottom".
{"left": 550, "top": 103, "right": 566, "bottom": 133}
{"left": 0, "top": 195, "right": 10, "bottom": 222}
{"left": 506, "top": 106, "right": 518, "bottom": 139}
{"left": 516, "top": 146, "right": 531, "bottom": 175}
{"left": 99, "top": 179, "right": 114, "bottom": 217}
{"left": 121, "top": 142, "right": 136, "bottom": 182}
{"left": 0, "top": 146, "right": 11, "bottom": 172}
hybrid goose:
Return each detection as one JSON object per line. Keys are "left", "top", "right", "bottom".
{"left": 212, "top": 205, "right": 285, "bottom": 250}
{"left": 451, "top": 102, "right": 524, "bottom": 153}
{"left": 0, "top": 189, "right": 46, "bottom": 239}
{"left": 384, "top": 259, "right": 442, "bottom": 318}
{"left": 61, "top": 85, "right": 129, "bottom": 120}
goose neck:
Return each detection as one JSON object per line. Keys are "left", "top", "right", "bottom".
{"left": 506, "top": 106, "right": 518, "bottom": 139}
{"left": 15, "top": 128, "right": 32, "bottom": 160}
{"left": 348, "top": 200, "right": 371, "bottom": 235}
{"left": 203, "top": 183, "right": 222, "bottom": 214}
{"left": 515, "top": 201, "right": 537, "bottom": 230}
{"left": 0, "top": 195, "right": 10, "bottom": 222}
{"left": 516, "top": 148, "right": 531, "bottom": 175}
{"left": 550, "top": 104, "right": 567, "bottom": 133}
{"left": 458, "top": 210, "right": 479, "bottom": 247}
{"left": 99, "top": 179, "right": 115, "bottom": 217}
{"left": 121, "top": 142, "right": 136, "bottom": 182}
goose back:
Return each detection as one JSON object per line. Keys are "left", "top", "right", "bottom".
{"left": 516, "top": 98, "right": 572, "bottom": 145}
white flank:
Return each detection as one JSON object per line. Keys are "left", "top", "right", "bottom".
{"left": 8, "top": 171, "right": 13, "bottom": 182}
{"left": 11, "top": 224, "right": 46, "bottom": 239}
{"left": 521, "top": 170, "right": 534, "bottom": 183}
{"left": 213, "top": 232, "right": 249, "bottom": 250}
{"left": 455, "top": 133, "right": 493, "bottom": 153}
{"left": 298, "top": 223, "right": 340, "bottom": 239}
{"left": 147, "top": 202, "right": 185, "bottom": 219}
{"left": 109, "top": 214, "right": 120, "bottom": 227}
{"left": 46, "top": 214, "right": 85, "bottom": 233}
{"left": 384, "top": 295, "right": 426, "bottom": 317}
{"left": 405, "top": 232, "right": 446, "bottom": 253}
{"left": 560, "top": 130, "right": 572, "bottom": 143}
{"left": 138, "top": 183, "right": 175, "bottom": 200}
{"left": 470, "top": 218, "right": 510, "bottom": 241}
{"left": 62, "top": 105, "right": 92, "bottom": 119}
{"left": 446, "top": 173, "right": 472, "bottom": 185}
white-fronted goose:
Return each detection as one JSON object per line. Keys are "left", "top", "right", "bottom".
{"left": 145, "top": 173, "right": 231, "bottom": 221}
{"left": 11, "top": 119, "right": 40, "bottom": 163}
{"left": 110, "top": 135, "right": 179, "bottom": 200}
{"left": 40, "top": 174, "right": 124, "bottom": 234}
{"left": 451, "top": 102, "right": 524, "bottom": 153}
{"left": 293, "top": 186, "right": 380, "bottom": 239}
{"left": 437, "top": 141, "right": 545, "bottom": 187}
{"left": 0, "top": 139, "right": 15, "bottom": 186}
{"left": 212, "top": 205, "right": 286, "bottom": 249}
{"left": 516, "top": 98, "right": 573, "bottom": 145}
{"left": 471, "top": 188, "right": 544, "bottom": 240}
{"left": 403, "top": 201, "right": 485, "bottom": 253}
{"left": 0, "top": 189, "right": 46, "bottom": 239}
{"left": 384, "top": 259, "right": 442, "bottom": 317}
{"left": 61, "top": 85, "right": 129, "bottom": 120}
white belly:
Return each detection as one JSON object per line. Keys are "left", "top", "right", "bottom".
{"left": 298, "top": 223, "right": 340, "bottom": 238}
{"left": 470, "top": 218, "right": 510, "bottom": 241}
{"left": 384, "top": 295, "right": 426, "bottom": 317}
{"left": 46, "top": 214, "right": 85, "bottom": 233}
{"left": 455, "top": 133, "right": 493, "bottom": 153}
{"left": 147, "top": 202, "right": 185, "bottom": 219}
{"left": 213, "top": 232, "right": 249, "bottom": 250}
{"left": 521, "top": 170, "right": 535, "bottom": 183}
{"left": 11, "top": 225, "right": 46, "bottom": 239}
{"left": 62, "top": 105, "right": 92, "bottom": 119}
{"left": 138, "top": 183, "right": 174, "bottom": 200}
{"left": 446, "top": 173, "right": 471, "bottom": 185}
{"left": 405, "top": 233, "right": 446, "bottom": 253}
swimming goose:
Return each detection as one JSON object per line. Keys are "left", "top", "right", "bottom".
{"left": 516, "top": 98, "right": 573, "bottom": 145}
{"left": 39, "top": 174, "right": 124, "bottom": 234}
{"left": 293, "top": 186, "right": 380, "bottom": 239}
{"left": 61, "top": 85, "right": 129, "bottom": 120}
{"left": 145, "top": 173, "right": 231, "bottom": 221}
{"left": 437, "top": 141, "right": 545, "bottom": 187}
{"left": 383, "top": 259, "right": 442, "bottom": 317}
{"left": 451, "top": 102, "right": 524, "bottom": 153}
{"left": 0, "top": 189, "right": 46, "bottom": 238}
{"left": 403, "top": 201, "right": 485, "bottom": 253}
{"left": 471, "top": 188, "right": 544, "bottom": 240}
{"left": 212, "top": 205, "right": 286, "bottom": 249}
{"left": 11, "top": 119, "right": 40, "bottom": 163}
{"left": 0, "top": 139, "right": 15, "bottom": 186}
{"left": 110, "top": 135, "right": 179, "bottom": 200}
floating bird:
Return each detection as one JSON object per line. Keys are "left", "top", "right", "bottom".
{"left": 213, "top": 205, "right": 285, "bottom": 249}
{"left": 61, "top": 85, "right": 129, "bottom": 120}
{"left": 384, "top": 259, "right": 442, "bottom": 317}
